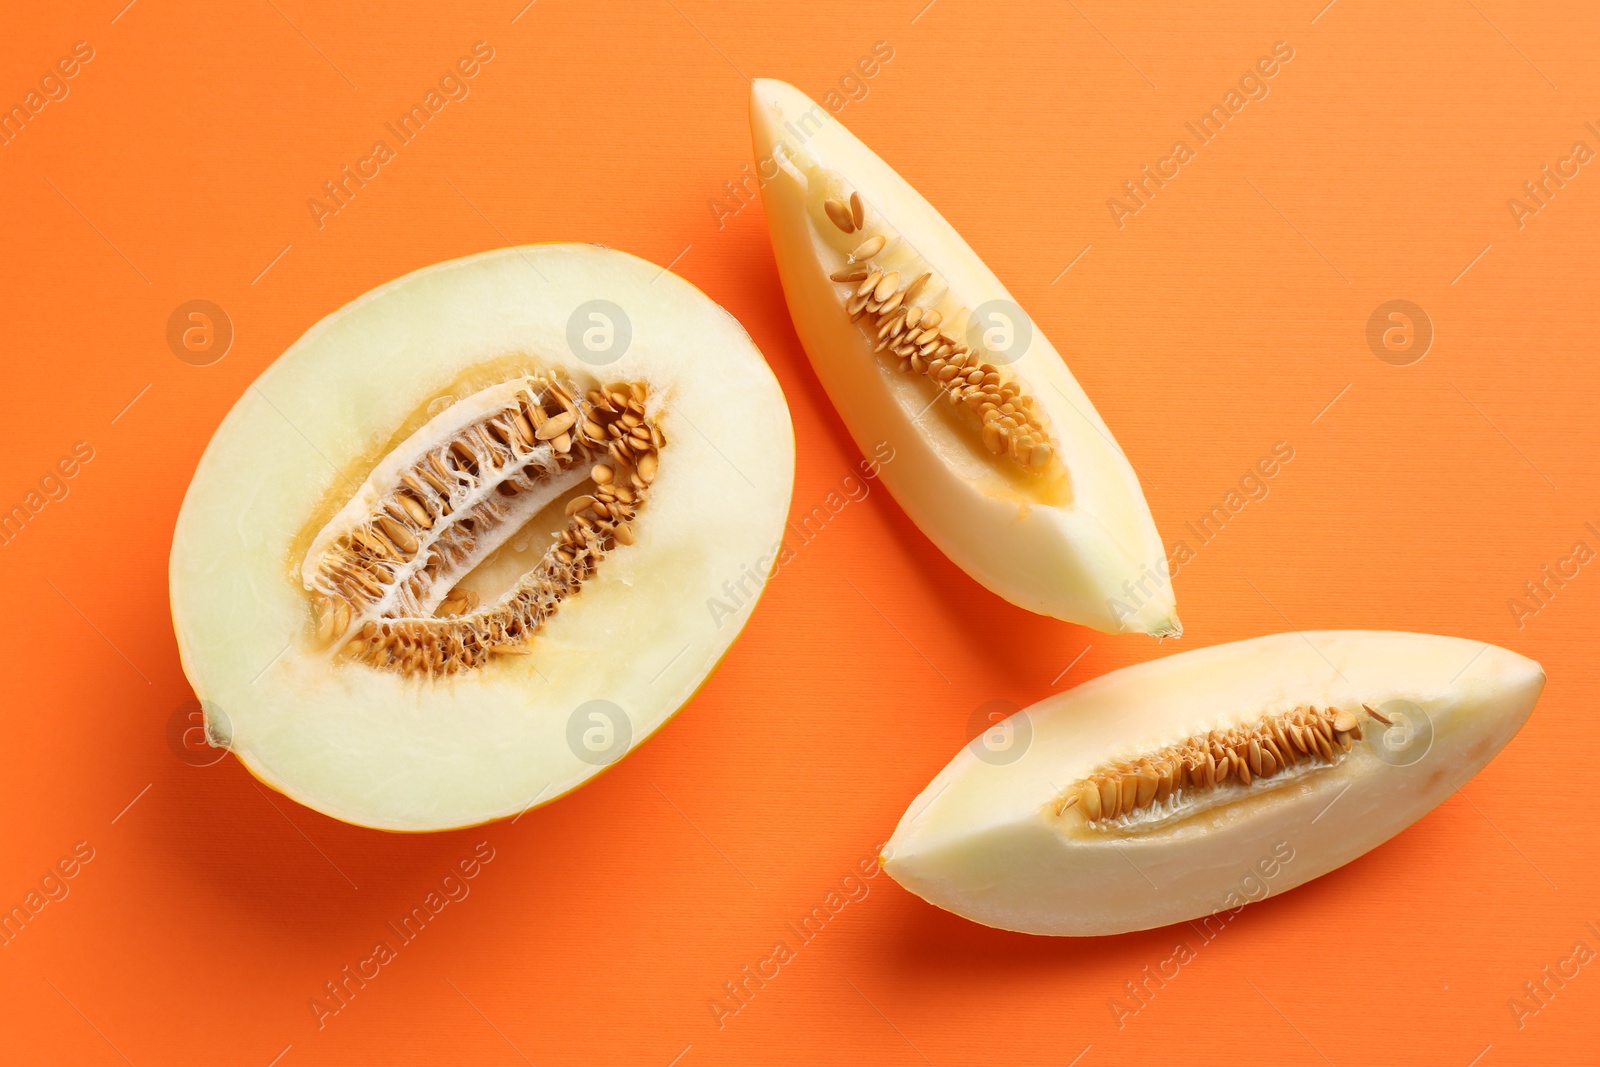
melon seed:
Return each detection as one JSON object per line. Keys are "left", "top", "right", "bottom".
{"left": 823, "top": 198, "right": 855, "bottom": 233}
{"left": 852, "top": 234, "right": 886, "bottom": 260}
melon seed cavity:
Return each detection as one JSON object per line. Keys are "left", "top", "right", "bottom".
{"left": 820, "top": 190, "right": 1056, "bottom": 473}
{"left": 302, "top": 375, "right": 663, "bottom": 676}
{"left": 1056, "top": 703, "right": 1392, "bottom": 834}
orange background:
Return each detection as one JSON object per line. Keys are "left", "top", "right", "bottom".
{"left": 2, "top": 1, "right": 1597, "bottom": 1063}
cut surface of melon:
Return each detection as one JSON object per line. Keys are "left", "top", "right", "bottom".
{"left": 170, "top": 245, "right": 794, "bottom": 831}
{"left": 882, "top": 631, "right": 1543, "bottom": 935}
{"left": 751, "top": 79, "right": 1176, "bottom": 636}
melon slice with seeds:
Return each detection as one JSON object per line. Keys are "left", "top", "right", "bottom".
{"left": 751, "top": 79, "right": 1177, "bottom": 636}
{"left": 170, "top": 245, "right": 794, "bottom": 831}
{"left": 882, "top": 631, "right": 1543, "bottom": 935}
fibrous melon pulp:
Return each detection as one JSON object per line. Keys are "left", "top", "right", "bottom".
{"left": 170, "top": 245, "right": 794, "bottom": 831}
{"left": 751, "top": 79, "right": 1176, "bottom": 636}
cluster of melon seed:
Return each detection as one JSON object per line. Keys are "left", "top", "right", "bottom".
{"left": 1059, "top": 704, "right": 1393, "bottom": 824}
{"left": 821, "top": 191, "right": 1054, "bottom": 472}
{"left": 546, "top": 381, "right": 661, "bottom": 558}
{"left": 310, "top": 378, "right": 661, "bottom": 677}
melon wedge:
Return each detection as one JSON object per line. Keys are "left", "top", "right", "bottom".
{"left": 751, "top": 79, "right": 1177, "bottom": 636}
{"left": 170, "top": 245, "right": 794, "bottom": 831}
{"left": 882, "top": 631, "right": 1543, "bottom": 935}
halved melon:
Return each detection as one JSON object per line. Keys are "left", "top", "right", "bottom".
{"left": 751, "top": 79, "right": 1177, "bottom": 636}
{"left": 882, "top": 631, "right": 1543, "bottom": 935}
{"left": 170, "top": 245, "right": 794, "bottom": 831}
